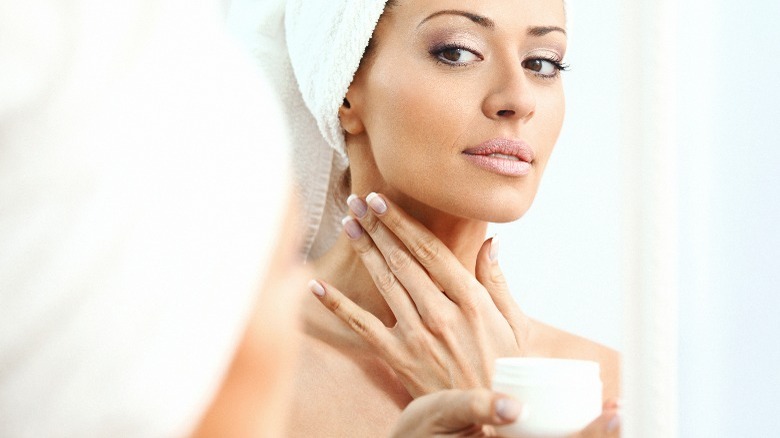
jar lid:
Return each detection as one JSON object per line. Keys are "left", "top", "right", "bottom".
{"left": 492, "top": 357, "right": 601, "bottom": 386}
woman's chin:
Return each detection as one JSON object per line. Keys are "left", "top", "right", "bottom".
{"left": 458, "top": 187, "right": 539, "bottom": 223}
{"left": 457, "top": 199, "right": 533, "bottom": 224}
{"left": 482, "top": 207, "right": 529, "bottom": 224}
{"left": 388, "top": 188, "right": 535, "bottom": 224}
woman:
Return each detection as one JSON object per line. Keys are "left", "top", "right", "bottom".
{"left": 267, "top": 0, "right": 620, "bottom": 435}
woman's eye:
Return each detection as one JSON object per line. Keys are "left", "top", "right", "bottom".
{"left": 437, "top": 47, "right": 480, "bottom": 64}
{"left": 522, "top": 58, "right": 563, "bottom": 77}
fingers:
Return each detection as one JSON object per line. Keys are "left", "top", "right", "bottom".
{"left": 356, "top": 192, "right": 482, "bottom": 305}
{"left": 475, "top": 236, "right": 527, "bottom": 338}
{"left": 573, "top": 408, "right": 621, "bottom": 438}
{"left": 389, "top": 389, "right": 525, "bottom": 438}
{"left": 439, "top": 389, "right": 525, "bottom": 428}
{"left": 602, "top": 398, "right": 620, "bottom": 411}
{"left": 345, "top": 197, "right": 451, "bottom": 319}
{"left": 456, "top": 389, "right": 525, "bottom": 426}
{"left": 340, "top": 215, "right": 422, "bottom": 323}
{"left": 308, "top": 279, "right": 397, "bottom": 351}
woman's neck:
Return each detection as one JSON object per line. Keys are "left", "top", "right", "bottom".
{"left": 305, "top": 199, "right": 489, "bottom": 343}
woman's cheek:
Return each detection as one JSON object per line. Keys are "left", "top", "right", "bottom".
{"left": 370, "top": 78, "right": 462, "bottom": 180}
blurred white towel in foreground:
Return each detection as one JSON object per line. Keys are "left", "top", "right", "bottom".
{"left": 0, "top": 0, "right": 289, "bottom": 436}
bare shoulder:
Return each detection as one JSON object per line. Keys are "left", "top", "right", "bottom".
{"left": 527, "top": 319, "right": 621, "bottom": 401}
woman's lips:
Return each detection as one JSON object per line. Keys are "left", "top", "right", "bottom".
{"left": 462, "top": 138, "right": 535, "bottom": 177}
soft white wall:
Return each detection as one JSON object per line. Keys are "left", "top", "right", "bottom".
{"left": 676, "top": 0, "right": 780, "bottom": 436}
{"left": 616, "top": 0, "right": 780, "bottom": 434}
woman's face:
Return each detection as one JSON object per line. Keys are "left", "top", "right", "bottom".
{"left": 342, "top": 0, "right": 567, "bottom": 223}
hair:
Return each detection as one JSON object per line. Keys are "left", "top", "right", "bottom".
{"left": 362, "top": 0, "right": 399, "bottom": 63}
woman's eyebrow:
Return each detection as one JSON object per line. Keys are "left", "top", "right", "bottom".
{"left": 528, "top": 26, "right": 567, "bottom": 37}
{"left": 418, "top": 10, "right": 567, "bottom": 38}
{"left": 418, "top": 10, "right": 496, "bottom": 29}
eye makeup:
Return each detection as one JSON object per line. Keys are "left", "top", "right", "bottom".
{"left": 420, "top": 26, "right": 487, "bottom": 67}
{"left": 417, "top": 21, "right": 569, "bottom": 76}
{"left": 428, "top": 41, "right": 483, "bottom": 66}
{"left": 523, "top": 49, "right": 570, "bottom": 79}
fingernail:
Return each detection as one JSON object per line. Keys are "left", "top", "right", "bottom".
{"left": 366, "top": 192, "right": 387, "bottom": 214}
{"left": 347, "top": 194, "right": 368, "bottom": 219}
{"left": 609, "top": 399, "right": 624, "bottom": 410}
{"left": 489, "top": 234, "right": 500, "bottom": 262}
{"left": 342, "top": 216, "right": 363, "bottom": 240}
{"left": 308, "top": 280, "right": 325, "bottom": 297}
{"left": 607, "top": 413, "right": 621, "bottom": 433}
{"left": 496, "top": 398, "right": 524, "bottom": 422}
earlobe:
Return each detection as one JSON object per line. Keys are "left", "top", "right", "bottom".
{"left": 339, "top": 91, "right": 365, "bottom": 135}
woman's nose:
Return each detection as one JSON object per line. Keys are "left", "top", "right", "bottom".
{"left": 482, "top": 63, "right": 536, "bottom": 121}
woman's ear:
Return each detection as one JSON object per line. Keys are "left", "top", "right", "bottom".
{"left": 339, "top": 88, "right": 366, "bottom": 135}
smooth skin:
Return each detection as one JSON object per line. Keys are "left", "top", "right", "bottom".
{"left": 289, "top": 0, "right": 620, "bottom": 436}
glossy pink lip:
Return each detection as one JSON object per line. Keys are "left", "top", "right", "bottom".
{"left": 462, "top": 138, "right": 535, "bottom": 177}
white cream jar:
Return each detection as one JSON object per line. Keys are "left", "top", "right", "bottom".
{"left": 492, "top": 358, "right": 602, "bottom": 438}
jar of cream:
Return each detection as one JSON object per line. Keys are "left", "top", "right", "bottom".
{"left": 492, "top": 358, "right": 602, "bottom": 438}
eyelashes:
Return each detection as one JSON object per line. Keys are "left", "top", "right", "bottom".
{"left": 428, "top": 42, "right": 569, "bottom": 79}
{"left": 429, "top": 43, "right": 483, "bottom": 66}
{"left": 522, "top": 57, "right": 570, "bottom": 79}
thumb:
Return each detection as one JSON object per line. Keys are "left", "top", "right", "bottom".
{"left": 438, "top": 389, "right": 524, "bottom": 428}
{"left": 475, "top": 236, "right": 523, "bottom": 325}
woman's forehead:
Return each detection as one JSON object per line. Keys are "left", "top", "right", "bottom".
{"left": 388, "top": 0, "right": 567, "bottom": 29}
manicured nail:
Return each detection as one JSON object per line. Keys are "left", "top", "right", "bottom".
{"left": 342, "top": 216, "right": 363, "bottom": 240}
{"left": 366, "top": 192, "right": 387, "bottom": 214}
{"left": 308, "top": 280, "right": 325, "bottom": 297}
{"left": 607, "top": 413, "right": 621, "bottom": 433}
{"left": 347, "top": 194, "right": 368, "bottom": 219}
{"left": 496, "top": 398, "right": 525, "bottom": 422}
{"left": 489, "top": 234, "right": 500, "bottom": 262}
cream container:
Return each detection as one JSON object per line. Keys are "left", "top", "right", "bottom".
{"left": 492, "top": 358, "right": 602, "bottom": 438}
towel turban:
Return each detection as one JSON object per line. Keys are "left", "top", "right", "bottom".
{"left": 254, "top": 0, "right": 389, "bottom": 259}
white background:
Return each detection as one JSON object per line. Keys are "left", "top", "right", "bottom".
{"left": 673, "top": 0, "right": 780, "bottom": 436}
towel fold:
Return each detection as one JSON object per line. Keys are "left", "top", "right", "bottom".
{"left": 253, "top": 0, "right": 388, "bottom": 259}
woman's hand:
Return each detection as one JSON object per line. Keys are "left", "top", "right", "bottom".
{"left": 389, "top": 392, "right": 620, "bottom": 438}
{"left": 309, "top": 192, "right": 531, "bottom": 397}
{"left": 571, "top": 399, "right": 621, "bottom": 438}
{"left": 389, "top": 389, "right": 525, "bottom": 438}
{"left": 571, "top": 400, "right": 620, "bottom": 438}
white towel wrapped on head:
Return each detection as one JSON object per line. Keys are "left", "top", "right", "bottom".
{"left": 253, "top": 0, "right": 389, "bottom": 259}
